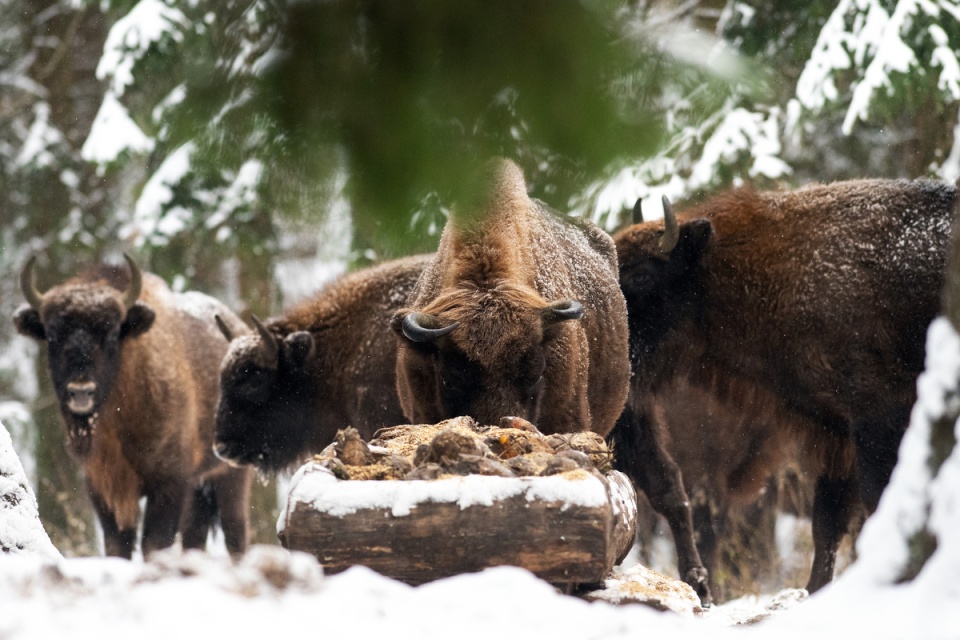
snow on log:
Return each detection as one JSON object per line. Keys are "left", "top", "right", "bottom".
{"left": 278, "top": 417, "right": 637, "bottom": 587}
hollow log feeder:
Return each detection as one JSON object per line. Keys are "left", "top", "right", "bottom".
{"left": 278, "top": 463, "right": 638, "bottom": 586}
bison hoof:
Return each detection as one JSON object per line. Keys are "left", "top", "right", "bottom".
{"left": 684, "top": 566, "right": 712, "bottom": 607}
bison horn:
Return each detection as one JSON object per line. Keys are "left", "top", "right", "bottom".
{"left": 121, "top": 253, "right": 142, "bottom": 310}
{"left": 19, "top": 255, "right": 44, "bottom": 310}
{"left": 632, "top": 198, "right": 644, "bottom": 225}
{"left": 215, "top": 314, "right": 234, "bottom": 342}
{"left": 401, "top": 312, "right": 460, "bottom": 343}
{"left": 658, "top": 195, "right": 679, "bottom": 254}
{"left": 250, "top": 314, "right": 278, "bottom": 362}
{"left": 543, "top": 300, "right": 584, "bottom": 325}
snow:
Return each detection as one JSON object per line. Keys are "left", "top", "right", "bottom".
{"left": 81, "top": 92, "right": 154, "bottom": 165}
{"left": 207, "top": 161, "right": 262, "bottom": 228}
{"left": 281, "top": 463, "right": 610, "bottom": 521}
{"left": 842, "top": 1, "right": 916, "bottom": 134}
{"left": 96, "top": 0, "right": 188, "bottom": 97}
{"left": 931, "top": 24, "right": 960, "bottom": 101}
{"left": 689, "top": 106, "right": 791, "bottom": 189}
{"left": 15, "top": 102, "right": 64, "bottom": 169}
{"left": 795, "top": 0, "right": 960, "bottom": 134}
{"left": 577, "top": 103, "right": 790, "bottom": 227}
{"left": 0, "top": 420, "right": 59, "bottom": 559}
{"left": 122, "top": 143, "right": 195, "bottom": 245}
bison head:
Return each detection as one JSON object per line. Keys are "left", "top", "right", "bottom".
{"left": 614, "top": 197, "right": 713, "bottom": 358}
{"left": 213, "top": 315, "right": 316, "bottom": 473}
{"left": 391, "top": 283, "right": 584, "bottom": 428}
{"left": 12, "top": 254, "right": 155, "bottom": 459}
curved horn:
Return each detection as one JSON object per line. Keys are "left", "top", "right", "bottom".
{"left": 214, "top": 314, "right": 234, "bottom": 342}
{"left": 121, "top": 253, "right": 142, "bottom": 310}
{"left": 658, "top": 195, "right": 679, "bottom": 253}
{"left": 632, "top": 198, "right": 644, "bottom": 225}
{"left": 19, "top": 256, "right": 44, "bottom": 310}
{"left": 401, "top": 312, "right": 460, "bottom": 343}
{"left": 250, "top": 314, "right": 278, "bottom": 363}
{"left": 543, "top": 300, "right": 584, "bottom": 324}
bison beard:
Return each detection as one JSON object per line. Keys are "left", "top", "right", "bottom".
{"left": 613, "top": 179, "right": 957, "bottom": 596}
{"left": 13, "top": 254, "right": 252, "bottom": 558}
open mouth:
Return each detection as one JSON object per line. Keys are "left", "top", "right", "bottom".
{"left": 66, "top": 381, "right": 97, "bottom": 416}
{"left": 67, "top": 397, "right": 95, "bottom": 415}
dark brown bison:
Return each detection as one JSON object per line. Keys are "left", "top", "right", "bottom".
{"left": 390, "top": 158, "right": 630, "bottom": 449}
{"left": 611, "top": 179, "right": 957, "bottom": 595}
{"left": 213, "top": 254, "right": 433, "bottom": 473}
{"left": 13, "top": 255, "right": 252, "bottom": 558}
{"left": 643, "top": 381, "right": 825, "bottom": 600}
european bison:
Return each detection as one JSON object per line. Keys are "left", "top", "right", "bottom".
{"left": 612, "top": 179, "right": 957, "bottom": 594}
{"left": 391, "top": 158, "right": 630, "bottom": 443}
{"left": 13, "top": 254, "right": 252, "bottom": 558}
{"left": 213, "top": 254, "right": 432, "bottom": 474}
{"left": 643, "top": 380, "right": 820, "bottom": 600}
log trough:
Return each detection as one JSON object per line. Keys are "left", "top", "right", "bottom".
{"left": 277, "top": 417, "right": 638, "bottom": 586}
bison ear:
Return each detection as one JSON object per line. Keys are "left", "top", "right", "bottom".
{"left": 283, "top": 331, "right": 315, "bottom": 368}
{"left": 120, "top": 302, "right": 156, "bottom": 339}
{"left": 675, "top": 219, "right": 713, "bottom": 263}
{"left": 12, "top": 304, "right": 45, "bottom": 341}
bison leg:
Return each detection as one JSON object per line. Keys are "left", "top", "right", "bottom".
{"left": 689, "top": 491, "right": 718, "bottom": 592}
{"left": 89, "top": 490, "right": 136, "bottom": 559}
{"left": 180, "top": 482, "right": 219, "bottom": 551}
{"left": 608, "top": 405, "right": 712, "bottom": 604}
{"left": 807, "top": 473, "right": 857, "bottom": 593}
{"left": 141, "top": 484, "right": 186, "bottom": 557}
{"left": 211, "top": 466, "right": 252, "bottom": 556}
{"left": 853, "top": 409, "right": 908, "bottom": 513}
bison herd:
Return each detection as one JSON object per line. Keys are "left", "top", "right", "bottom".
{"left": 13, "top": 158, "right": 959, "bottom": 605}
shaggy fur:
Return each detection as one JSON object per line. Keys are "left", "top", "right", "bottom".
{"left": 13, "top": 262, "right": 252, "bottom": 558}
{"left": 392, "top": 158, "right": 630, "bottom": 437}
{"left": 214, "top": 254, "right": 433, "bottom": 474}
{"left": 612, "top": 178, "right": 957, "bottom": 595}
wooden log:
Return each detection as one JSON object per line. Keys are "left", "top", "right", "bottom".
{"left": 279, "top": 462, "right": 637, "bottom": 586}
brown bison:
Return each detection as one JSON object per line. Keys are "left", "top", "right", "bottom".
{"left": 391, "top": 158, "right": 630, "bottom": 454}
{"left": 13, "top": 254, "right": 252, "bottom": 558}
{"left": 611, "top": 179, "right": 957, "bottom": 594}
{"left": 213, "top": 254, "right": 432, "bottom": 474}
{"left": 643, "top": 381, "right": 821, "bottom": 600}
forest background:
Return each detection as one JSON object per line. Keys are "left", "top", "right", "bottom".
{"left": 0, "top": 0, "right": 958, "bottom": 561}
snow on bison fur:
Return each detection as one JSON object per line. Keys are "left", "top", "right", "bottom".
{"left": 13, "top": 254, "right": 252, "bottom": 558}
{"left": 611, "top": 179, "right": 957, "bottom": 595}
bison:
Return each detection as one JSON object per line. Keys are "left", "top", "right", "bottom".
{"left": 213, "top": 254, "right": 433, "bottom": 474}
{"left": 13, "top": 254, "right": 252, "bottom": 558}
{"left": 640, "top": 380, "right": 823, "bottom": 600}
{"left": 390, "top": 158, "right": 630, "bottom": 461}
{"left": 611, "top": 179, "right": 957, "bottom": 595}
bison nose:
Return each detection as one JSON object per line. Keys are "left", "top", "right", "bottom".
{"left": 66, "top": 381, "right": 97, "bottom": 415}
